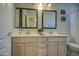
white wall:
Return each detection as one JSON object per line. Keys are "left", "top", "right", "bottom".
{"left": 0, "top": 3, "right": 15, "bottom": 55}
{"left": 0, "top": 3, "right": 15, "bottom": 35}
{"left": 14, "top": 3, "right": 78, "bottom": 34}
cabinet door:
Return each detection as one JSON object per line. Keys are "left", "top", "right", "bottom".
{"left": 58, "top": 42, "right": 67, "bottom": 56}
{"left": 12, "top": 44, "right": 25, "bottom": 56}
{"left": 48, "top": 42, "right": 57, "bottom": 56}
{"left": 38, "top": 43, "right": 47, "bottom": 56}
{"left": 25, "top": 43, "right": 38, "bottom": 56}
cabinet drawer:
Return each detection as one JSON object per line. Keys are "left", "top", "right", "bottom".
{"left": 12, "top": 37, "right": 21, "bottom": 43}
{"left": 12, "top": 37, "right": 38, "bottom": 43}
{"left": 37, "top": 38, "right": 47, "bottom": 43}
{"left": 12, "top": 37, "right": 47, "bottom": 43}
{"left": 38, "top": 43, "right": 47, "bottom": 48}
{"left": 48, "top": 37, "right": 67, "bottom": 42}
{"left": 58, "top": 41, "right": 67, "bottom": 45}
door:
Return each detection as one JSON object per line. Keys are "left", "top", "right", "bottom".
{"left": 38, "top": 43, "right": 47, "bottom": 56}
{"left": 48, "top": 42, "right": 58, "bottom": 56}
{"left": 24, "top": 43, "right": 38, "bottom": 56}
{"left": 58, "top": 42, "right": 67, "bottom": 56}
{"left": 12, "top": 44, "right": 25, "bottom": 56}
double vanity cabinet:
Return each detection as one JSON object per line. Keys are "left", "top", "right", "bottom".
{"left": 11, "top": 34, "right": 67, "bottom": 56}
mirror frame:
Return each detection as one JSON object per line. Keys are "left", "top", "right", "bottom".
{"left": 15, "top": 8, "right": 38, "bottom": 29}
{"left": 42, "top": 10, "right": 57, "bottom": 29}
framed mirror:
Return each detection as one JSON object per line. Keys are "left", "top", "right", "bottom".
{"left": 42, "top": 10, "right": 57, "bottom": 29}
{"left": 15, "top": 8, "right": 38, "bottom": 29}
{"left": 22, "top": 8, "right": 38, "bottom": 28}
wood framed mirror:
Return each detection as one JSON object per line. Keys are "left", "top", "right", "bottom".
{"left": 15, "top": 8, "right": 38, "bottom": 29}
{"left": 42, "top": 10, "right": 57, "bottom": 29}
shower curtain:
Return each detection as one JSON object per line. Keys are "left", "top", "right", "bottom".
{"left": 69, "top": 10, "right": 79, "bottom": 44}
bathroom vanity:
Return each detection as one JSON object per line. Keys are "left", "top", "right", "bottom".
{"left": 11, "top": 33, "right": 68, "bottom": 56}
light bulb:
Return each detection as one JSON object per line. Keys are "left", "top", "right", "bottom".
{"left": 48, "top": 4, "right": 51, "bottom": 7}
{"left": 38, "top": 3, "right": 42, "bottom": 7}
{"left": 38, "top": 3, "right": 43, "bottom": 10}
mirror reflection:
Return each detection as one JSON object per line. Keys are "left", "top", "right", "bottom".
{"left": 42, "top": 10, "right": 57, "bottom": 29}
{"left": 22, "top": 9, "right": 37, "bottom": 28}
{"left": 15, "top": 8, "right": 38, "bottom": 28}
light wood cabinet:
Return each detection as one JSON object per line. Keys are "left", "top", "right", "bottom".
{"left": 48, "top": 37, "right": 67, "bottom": 56}
{"left": 58, "top": 42, "right": 67, "bottom": 56}
{"left": 48, "top": 42, "right": 58, "bottom": 56}
{"left": 11, "top": 36, "right": 67, "bottom": 56}
{"left": 12, "top": 44, "right": 25, "bottom": 56}
{"left": 12, "top": 37, "right": 47, "bottom": 56}
{"left": 38, "top": 43, "right": 47, "bottom": 56}
{"left": 24, "top": 43, "right": 38, "bottom": 56}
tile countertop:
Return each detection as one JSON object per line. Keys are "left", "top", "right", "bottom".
{"left": 11, "top": 32, "right": 68, "bottom": 37}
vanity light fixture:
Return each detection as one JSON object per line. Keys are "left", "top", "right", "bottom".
{"left": 32, "top": 3, "right": 52, "bottom": 10}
